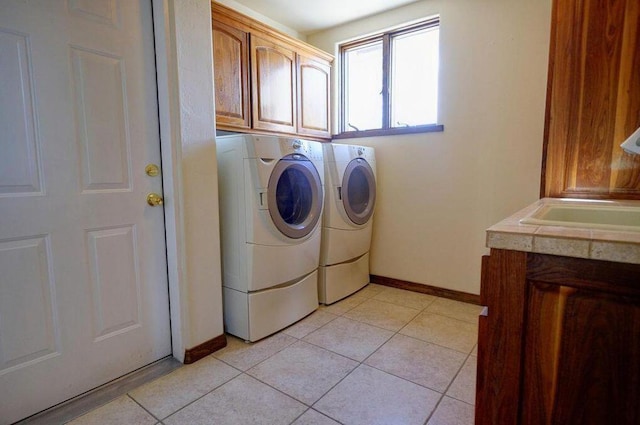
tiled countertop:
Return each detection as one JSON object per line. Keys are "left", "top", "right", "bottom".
{"left": 486, "top": 198, "right": 640, "bottom": 265}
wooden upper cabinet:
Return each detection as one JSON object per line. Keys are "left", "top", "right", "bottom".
{"left": 211, "top": 2, "right": 333, "bottom": 140}
{"left": 297, "top": 53, "right": 331, "bottom": 138}
{"left": 250, "top": 34, "right": 297, "bottom": 134}
{"left": 212, "top": 19, "right": 250, "bottom": 129}
{"left": 542, "top": 0, "right": 640, "bottom": 199}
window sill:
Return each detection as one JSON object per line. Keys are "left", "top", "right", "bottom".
{"left": 332, "top": 124, "right": 444, "bottom": 139}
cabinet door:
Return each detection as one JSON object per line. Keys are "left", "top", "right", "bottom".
{"left": 297, "top": 53, "right": 331, "bottom": 138}
{"left": 212, "top": 19, "right": 250, "bottom": 129}
{"left": 475, "top": 250, "right": 528, "bottom": 425}
{"left": 250, "top": 34, "right": 297, "bottom": 134}
{"left": 521, "top": 255, "right": 640, "bottom": 425}
{"left": 542, "top": 0, "right": 640, "bottom": 199}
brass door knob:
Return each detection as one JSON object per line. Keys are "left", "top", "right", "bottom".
{"left": 147, "top": 193, "right": 164, "bottom": 206}
{"left": 145, "top": 164, "right": 160, "bottom": 177}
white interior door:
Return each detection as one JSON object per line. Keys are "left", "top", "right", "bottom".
{"left": 0, "top": 1, "right": 171, "bottom": 423}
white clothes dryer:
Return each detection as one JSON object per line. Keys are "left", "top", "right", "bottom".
{"left": 216, "top": 134, "right": 324, "bottom": 341}
{"left": 319, "top": 143, "right": 376, "bottom": 304}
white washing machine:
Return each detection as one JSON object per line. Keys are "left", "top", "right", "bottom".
{"left": 319, "top": 143, "right": 376, "bottom": 304}
{"left": 216, "top": 134, "right": 324, "bottom": 341}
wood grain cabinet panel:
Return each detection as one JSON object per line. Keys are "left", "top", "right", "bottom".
{"left": 542, "top": 0, "right": 640, "bottom": 199}
{"left": 211, "top": 2, "right": 333, "bottom": 140}
{"left": 250, "top": 34, "right": 297, "bottom": 134}
{"left": 212, "top": 19, "right": 250, "bottom": 129}
{"left": 521, "top": 281, "right": 640, "bottom": 424}
{"left": 476, "top": 251, "right": 640, "bottom": 425}
{"left": 297, "top": 53, "right": 331, "bottom": 138}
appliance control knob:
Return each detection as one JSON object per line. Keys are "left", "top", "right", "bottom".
{"left": 357, "top": 147, "right": 364, "bottom": 156}
{"left": 292, "top": 140, "right": 302, "bottom": 149}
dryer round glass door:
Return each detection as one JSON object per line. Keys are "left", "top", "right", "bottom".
{"left": 342, "top": 158, "right": 376, "bottom": 225}
{"left": 268, "top": 155, "right": 323, "bottom": 239}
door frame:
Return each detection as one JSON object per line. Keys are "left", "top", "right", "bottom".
{"left": 152, "top": 0, "right": 224, "bottom": 362}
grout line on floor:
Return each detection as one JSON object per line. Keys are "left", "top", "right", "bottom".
{"left": 135, "top": 361, "right": 243, "bottom": 422}
{"left": 127, "top": 394, "right": 162, "bottom": 423}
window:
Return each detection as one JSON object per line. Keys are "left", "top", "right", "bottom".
{"left": 338, "top": 18, "right": 442, "bottom": 137}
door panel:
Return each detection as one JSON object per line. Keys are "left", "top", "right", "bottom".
{"left": 87, "top": 226, "right": 141, "bottom": 340}
{"left": 0, "top": 30, "right": 44, "bottom": 196}
{"left": 0, "top": 1, "right": 171, "bottom": 423}
{"left": 0, "top": 235, "right": 58, "bottom": 371}
{"left": 71, "top": 47, "right": 132, "bottom": 192}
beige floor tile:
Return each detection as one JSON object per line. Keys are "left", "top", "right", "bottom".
{"left": 247, "top": 340, "right": 357, "bottom": 405}
{"left": 292, "top": 408, "right": 341, "bottom": 425}
{"left": 356, "top": 283, "right": 386, "bottom": 298}
{"left": 426, "top": 298, "right": 482, "bottom": 324}
{"left": 303, "top": 316, "right": 393, "bottom": 361}
{"left": 471, "top": 344, "right": 478, "bottom": 356}
{"left": 365, "top": 334, "right": 466, "bottom": 392}
{"left": 67, "top": 396, "right": 156, "bottom": 425}
{"left": 321, "top": 292, "right": 368, "bottom": 315}
{"left": 129, "top": 356, "right": 239, "bottom": 419}
{"left": 314, "top": 364, "right": 441, "bottom": 425}
{"left": 400, "top": 312, "right": 477, "bottom": 353}
{"left": 283, "top": 310, "right": 338, "bottom": 339}
{"left": 212, "top": 333, "right": 296, "bottom": 371}
{"left": 373, "top": 286, "right": 436, "bottom": 310}
{"left": 343, "top": 299, "right": 420, "bottom": 331}
{"left": 163, "top": 374, "right": 305, "bottom": 425}
{"left": 446, "top": 356, "right": 477, "bottom": 405}
{"left": 427, "top": 396, "right": 475, "bottom": 425}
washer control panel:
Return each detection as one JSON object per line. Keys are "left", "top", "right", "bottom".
{"left": 281, "top": 138, "right": 323, "bottom": 161}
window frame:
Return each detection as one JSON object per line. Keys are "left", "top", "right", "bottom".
{"left": 336, "top": 17, "right": 443, "bottom": 139}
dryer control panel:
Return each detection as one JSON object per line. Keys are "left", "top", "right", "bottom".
{"left": 248, "top": 134, "right": 323, "bottom": 161}
{"left": 331, "top": 144, "right": 375, "bottom": 163}
{"left": 280, "top": 138, "right": 323, "bottom": 161}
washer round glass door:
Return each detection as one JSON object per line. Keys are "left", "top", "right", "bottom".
{"left": 268, "top": 154, "right": 323, "bottom": 239}
{"left": 342, "top": 158, "right": 376, "bottom": 225}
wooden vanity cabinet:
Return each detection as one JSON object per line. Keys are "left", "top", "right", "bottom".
{"left": 476, "top": 250, "right": 640, "bottom": 425}
{"left": 211, "top": 2, "right": 333, "bottom": 139}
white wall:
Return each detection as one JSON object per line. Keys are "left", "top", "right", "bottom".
{"left": 308, "top": 0, "right": 552, "bottom": 294}
{"left": 154, "top": 0, "right": 224, "bottom": 360}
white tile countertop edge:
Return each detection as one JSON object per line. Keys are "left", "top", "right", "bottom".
{"left": 486, "top": 198, "right": 640, "bottom": 265}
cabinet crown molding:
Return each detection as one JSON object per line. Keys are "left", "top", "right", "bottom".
{"left": 212, "top": 2, "right": 334, "bottom": 62}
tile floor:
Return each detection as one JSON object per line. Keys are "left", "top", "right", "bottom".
{"left": 67, "top": 284, "right": 481, "bottom": 425}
